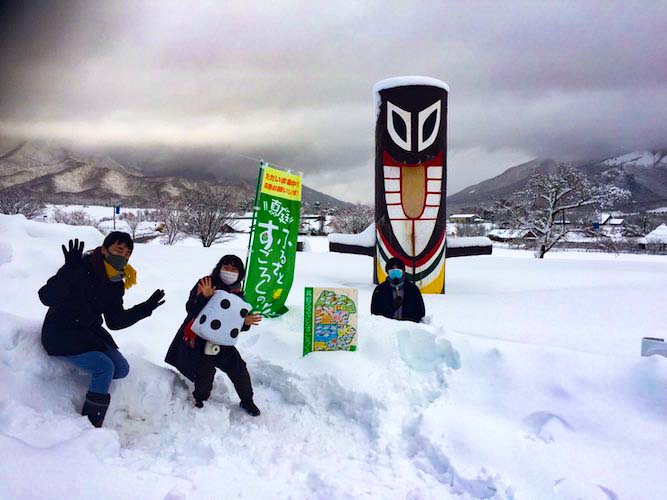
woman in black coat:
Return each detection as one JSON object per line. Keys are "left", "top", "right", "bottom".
{"left": 165, "top": 254, "right": 262, "bottom": 415}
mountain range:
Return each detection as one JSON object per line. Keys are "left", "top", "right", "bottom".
{"left": 2, "top": 138, "right": 666, "bottom": 213}
{"left": 0, "top": 140, "right": 350, "bottom": 209}
{"left": 447, "top": 150, "right": 667, "bottom": 212}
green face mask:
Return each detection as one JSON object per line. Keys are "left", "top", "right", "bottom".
{"left": 105, "top": 252, "right": 129, "bottom": 271}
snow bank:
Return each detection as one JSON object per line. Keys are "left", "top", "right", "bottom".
{"left": 1, "top": 214, "right": 667, "bottom": 499}
{"left": 446, "top": 236, "right": 492, "bottom": 248}
{"left": 328, "top": 223, "right": 375, "bottom": 247}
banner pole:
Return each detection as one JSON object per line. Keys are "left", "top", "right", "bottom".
{"left": 243, "top": 161, "right": 264, "bottom": 296}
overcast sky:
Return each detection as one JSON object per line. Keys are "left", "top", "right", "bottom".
{"left": 1, "top": 0, "right": 666, "bottom": 202}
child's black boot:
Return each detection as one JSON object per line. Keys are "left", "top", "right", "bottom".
{"left": 82, "top": 391, "right": 111, "bottom": 428}
{"left": 240, "top": 399, "right": 261, "bottom": 416}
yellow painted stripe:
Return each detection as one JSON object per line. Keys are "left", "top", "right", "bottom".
{"left": 419, "top": 260, "right": 445, "bottom": 294}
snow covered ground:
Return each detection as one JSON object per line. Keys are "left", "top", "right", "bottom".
{"left": 0, "top": 214, "right": 665, "bottom": 499}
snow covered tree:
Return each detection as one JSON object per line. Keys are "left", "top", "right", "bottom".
{"left": 184, "top": 186, "right": 241, "bottom": 247}
{"left": 0, "top": 188, "right": 44, "bottom": 219}
{"left": 157, "top": 201, "right": 186, "bottom": 245}
{"left": 120, "top": 211, "right": 149, "bottom": 239}
{"left": 500, "top": 165, "right": 630, "bottom": 258}
{"left": 329, "top": 203, "right": 374, "bottom": 234}
{"left": 52, "top": 208, "right": 96, "bottom": 227}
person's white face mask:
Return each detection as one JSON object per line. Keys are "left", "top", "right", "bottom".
{"left": 220, "top": 270, "right": 239, "bottom": 285}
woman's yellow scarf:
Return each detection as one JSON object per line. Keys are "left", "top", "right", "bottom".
{"left": 103, "top": 261, "right": 137, "bottom": 290}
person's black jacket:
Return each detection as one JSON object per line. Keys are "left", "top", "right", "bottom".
{"left": 38, "top": 248, "right": 152, "bottom": 356}
{"left": 371, "top": 279, "right": 425, "bottom": 323}
{"left": 165, "top": 279, "right": 250, "bottom": 382}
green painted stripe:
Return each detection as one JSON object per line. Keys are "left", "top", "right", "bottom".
{"left": 376, "top": 243, "right": 445, "bottom": 282}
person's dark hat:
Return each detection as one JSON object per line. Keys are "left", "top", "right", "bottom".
{"left": 385, "top": 257, "right": 405, "bottom": 272}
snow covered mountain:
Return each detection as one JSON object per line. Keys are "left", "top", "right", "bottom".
{"left": 0, "top": 140, "right": 350, "bottom": 208}
{"left": 448, "top": 149, "right": 667, "bottom": 211}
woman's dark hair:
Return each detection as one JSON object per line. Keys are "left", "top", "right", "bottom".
{"left": 103, "top": 231, "right": 134, "bottom": 252}
{"left": 210, "top": 254, "right": 245, "bottom": 288}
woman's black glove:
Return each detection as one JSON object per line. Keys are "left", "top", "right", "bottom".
{"left": 61, "top": 239, "right": 85, "bottom": 268}
{"left": 143, "top": 289, "right": 166, "bottom": 313}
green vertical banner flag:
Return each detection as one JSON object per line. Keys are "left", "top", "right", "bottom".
{"left": 244, "top": 164, "right": 302, "bottom": 317}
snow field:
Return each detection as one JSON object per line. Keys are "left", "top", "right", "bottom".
{"left": 0, "top": 214, "right": 666, "bottom": 499}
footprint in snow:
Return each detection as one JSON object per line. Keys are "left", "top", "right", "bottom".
{"left": 553, "top": 478, "right": 618, "bottom": 500}
{"left": 523, "top": 411, "right": 574, "bottom": 443}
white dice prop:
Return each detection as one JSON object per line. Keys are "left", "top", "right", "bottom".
{"left": 191, "top": 290, "right": 251, "bottom": 346}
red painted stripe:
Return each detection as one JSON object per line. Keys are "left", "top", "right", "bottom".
{"left": 378, "top": 225, "right": 444, "bottom": 267}
{"left": 383, "top": 218, "right": 438, "bottom": 221}
{"left": 414, "top": 229, "right": 446, "bottom": 266}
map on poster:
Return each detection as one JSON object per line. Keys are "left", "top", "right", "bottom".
{"left": 303, "top": 287, "right": 358, "bottom": 355}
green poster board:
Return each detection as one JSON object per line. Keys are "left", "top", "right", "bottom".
{"left": 303, "top": 287, "right": 358, "bottom": 355}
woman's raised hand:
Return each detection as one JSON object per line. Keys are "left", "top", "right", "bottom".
{"left": 197, "top": 276, "right": 216, "bottom": 298}
{"left": 244, "top": 313, "right": 262, "bottom": 326}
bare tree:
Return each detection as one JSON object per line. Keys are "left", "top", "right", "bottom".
{"left": 52, "top": 208, "right": 97, "bottom": 227}
{"left": 500, "top": 165, "right": 630, "bottom": 258}
{"left": 0, "top": 188, "right": 44, "bottom": 219}
{"left": 184, "top": 186, "right": 241, "bottom": 247}
{"left": 329, "top": 203, "right": 374, "bottom": 234}
{"left": 157, "top": 201, "right": 187, "bottom": 245}
{"left": 120, "top": 211, "right": 149, "bottom": 239}
{"left": 455, "top": 223, "right": 487, "bottom": 237}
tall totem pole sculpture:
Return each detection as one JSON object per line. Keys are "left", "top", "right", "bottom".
{"left": 373, "top": 77, "right": 449, "bottom": 293}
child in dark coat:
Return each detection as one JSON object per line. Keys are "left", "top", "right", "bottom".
{"left": 165, "top": 255, "right": 262, "bottom": 415}
{"left": 39, "top": 234, "right": 165, "bottom": 427}
{"left": 371, "top": 257, "right": 425, "bottom": 323}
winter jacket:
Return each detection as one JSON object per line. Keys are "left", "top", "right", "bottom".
{"left": 370, "top": 279, "right": 425, "bottom": 323}
{"left": 165, "top": 279, "right": 251, "bottom": 382}
{"left": 38, "top": 248, "right": 153, "bottom": 356}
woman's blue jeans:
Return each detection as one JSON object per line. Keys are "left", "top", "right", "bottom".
{"left": 60, "top": 348, "right": 129, "bottom": 394}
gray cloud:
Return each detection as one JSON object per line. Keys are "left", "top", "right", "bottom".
{"left": 1, "top": 0, "right": 666, "bottom": 201}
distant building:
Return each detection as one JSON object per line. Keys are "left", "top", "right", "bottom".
{"left": 595, "top": 213, "right": 625, "bottom": 227}
{"left": 449, "top": 214, "right": 484, "bottom": 224}
{"left": 638, "top": 224, "right": 667, "bottom": 251}
{"left": 487, "top": 228, "right": 538, "bottom": 242}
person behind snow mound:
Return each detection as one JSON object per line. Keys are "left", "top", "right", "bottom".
{"left": 38, "top": 233, "right": 166, "bottom": 428}
{"left": 165, "top": 254, "right": 263, "bottom": 415}
{"left": 371, "top": 257, "right": 425, "bottom": 323}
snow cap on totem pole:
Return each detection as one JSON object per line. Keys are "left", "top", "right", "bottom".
{"left": 373, "top": 76, "right": 449, "bottom": 294}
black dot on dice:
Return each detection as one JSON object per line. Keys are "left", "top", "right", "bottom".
{"left": 230, "top": 328, "right": 239, "bottom": 338}
{"left": 199, "top": 315, "right": 207, "bottom": 324}
{"left": 211, "top": 319, "right": 221, "bottom": 330}
{"left": 220, "top": 299, "right": 231, "bottom": 309}
{"left": 240, "top": 308, "right": 248, "bottom": 318}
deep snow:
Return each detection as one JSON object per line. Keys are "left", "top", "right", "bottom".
{"left": 0, "top": 214, "right": 665, "bottom": 499}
